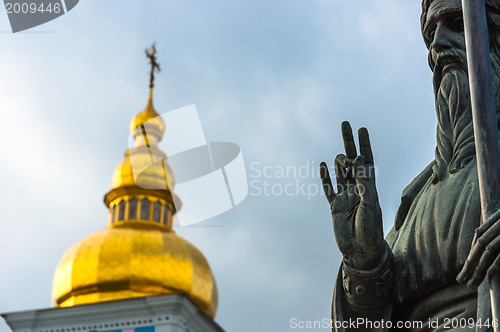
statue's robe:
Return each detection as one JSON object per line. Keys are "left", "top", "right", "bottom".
{"left": 333, "top": 159, "right": 482, "bottom": 331}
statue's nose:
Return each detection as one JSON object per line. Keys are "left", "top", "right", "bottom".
{"left": 431, "top": 24, "right": 453, "bottom": 53}
{"left": 430, "top": 23, "right": 454, "bottom": 65}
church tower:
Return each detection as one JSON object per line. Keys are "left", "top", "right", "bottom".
{"left": 2, "top": 45, "right": 223, "bottom": 332}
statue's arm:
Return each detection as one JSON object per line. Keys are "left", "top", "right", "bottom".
{"left": 340, "top": 242, "right": 393, "bottom": 311}
{"left": 320, "top": 122, "right": 394, "bottom": 331}
{"left": 332, "top": 242, "right": 394, "bottom": 332}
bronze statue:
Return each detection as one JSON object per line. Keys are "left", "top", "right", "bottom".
{"left": 320, "top": 0, "right": 500, "bottom": 330}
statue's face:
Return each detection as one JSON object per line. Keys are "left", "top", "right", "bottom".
{"left": 423, "top": 0, "right": 468, "bottom": 83}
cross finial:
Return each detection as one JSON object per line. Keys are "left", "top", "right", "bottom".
{"left": 145, "top": 43, "right": 161, "bottom": 88}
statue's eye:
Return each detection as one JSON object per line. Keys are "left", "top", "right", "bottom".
{"left": 425, "top": 27, "right": 435, "bottom": 43}
{"left": 450, "top": 16, "right": 464, "bottom": 32}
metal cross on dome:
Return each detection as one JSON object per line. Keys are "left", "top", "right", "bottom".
{"left": 145, "top": 43, "right": 161, "bottom": 88}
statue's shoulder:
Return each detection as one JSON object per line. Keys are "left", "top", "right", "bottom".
{"left": 394, "top": 160, "right": 436, "bottom": 231}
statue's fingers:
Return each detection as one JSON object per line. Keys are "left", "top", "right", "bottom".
{"left": 335, "top": 154, "right": 352, "bottom": 168}
{"left": 488, "top": 254, "right": 500, "bottom": 277}
{"left": 478, "top": 209, "right": 500, "bottom": 230}
{"left": 470, "top": 210, "right": 500, "bottom": 248}
{"left": 358, "top": 127, "right": 374, "bottom": 165}
{"left": 335, "top": 154, "right": 355, "bottom": 188}
{"left": 341, "top": 121, "right": 358, "bottom": 159}
{"left": 474, "top": 220, "right": 500, "bottom": 252}
{"left": 352, "top": 155, "right": 366, "bottom": 170}
{"left": 490, "top": 208, "right": 500, "bottom": 221}
{"left": 457, "top": 244, "right": 484, "bottom": 284}
{"left": 334, "top": 160, "right": 346, "bottom": 193}
{"left": 352, "top": 155, "right": 378, "bottom": 205}
{"left": 458, "top": 227, "right": 500, "bottom": 285}
{"left": 470, "top": 233, "right": 478, "bottom": 252}
{"left": 475, "top": 213, "right": 499, "bottom": 240}
{"left": 352, "top": 156, "right": 368, "bottom": 186}
{"left": 320, "top": 162, "right": 336, "bottom": 205}
{"left": 466, "top": 236, "right": 500, "bottom": 289}
{"left": 320, "top": 162, "right": 350, "bottom": 252}
{"left": 488, "top": 208, "right": 500, "bottom": 219}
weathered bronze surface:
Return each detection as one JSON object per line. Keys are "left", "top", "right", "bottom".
{"left": 321, "top": 0, "right": 500, "bottom": 330}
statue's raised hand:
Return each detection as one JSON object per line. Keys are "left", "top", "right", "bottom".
{"left": 320, "top": 121, "right": 386, "bottom": 271}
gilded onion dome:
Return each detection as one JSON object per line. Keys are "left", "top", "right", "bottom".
{"left": 51, "top": 46, "right": 218, "bottom": 318}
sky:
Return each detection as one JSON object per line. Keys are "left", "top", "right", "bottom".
{"left": 0, "top": 1, "right": 439, "bottom": 331}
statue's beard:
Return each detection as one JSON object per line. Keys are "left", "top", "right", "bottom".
{"left": 432, "top": 50, "right": 500, "bottom": 182}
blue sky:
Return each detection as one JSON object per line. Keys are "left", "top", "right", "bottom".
{"left": 0, "top": 1, "right": 439, "bottom": 331}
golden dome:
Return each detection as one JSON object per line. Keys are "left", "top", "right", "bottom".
{"left": 52, "top": 224, "right": 218, "bottom": 318}
{"left": 111, "top": 145, "right": 175, "bottom": 190}
{"left": 52, "top": 53, "right": 218, "bottom": 318}
{"left": 129, "top": 88, "right": 166, "bottom": 141}
{"left": 113, "top": 88, "right": 174, "bottom": 191}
